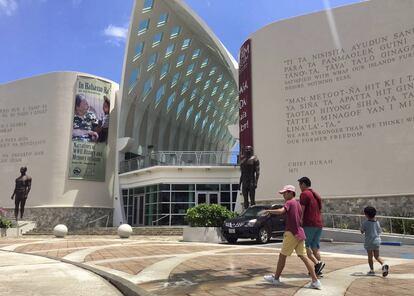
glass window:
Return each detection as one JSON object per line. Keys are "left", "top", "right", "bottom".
{"left": 172, "top": 203, "right": 192, "bottom": 214}
{"left": 201, "top": 57, "right": 209, "bottom": 68}
{"left": 192, "top": 48, "right": 201, "bottom": 59}
{"left": 194, "top": 111, "right": 201, "bottom": 127}
{"left": 147, "top": 52, "right": 158, "bottom": 71}
{"left": 223, "top": 81, "right": 230, "bottom": 89}
{"left": 222, "top": 203, "right": 231, "bottom": 211}
{"left": 176, "top": 54, "right": 185, "bottom": 67}
{"left": 209, "top": 66, "right": 217, "bottom": 76}
{"left": 198, "top": 95, "right": 205, "bottom": 107}
{"left": 172, "top": 184, "right": 194, "bottom": 191}
{"left": 206, "top": 101, "right": 212, "bottom": 112}
{"left": 160, "top": 63, "right": 169, "bottom": 80}
{"left": 218, "top": 92, "right": 224, "bottom": 103}
{"left": 160, "top": 203, "right": 170, "bottom": 214}
{"left": 209, "top": 121, "right": 215, "bottom": 133}
{"left": 152, "top": 32, "right": 163, "bottom": 47}
{"left": 186, "top": 63, "right": 195, "bottom": 75}
{"left": 171, "top": 191, "right": 189, "bottom": 202}
{"left": 160, "top": 191, "right": 170, "bottom": 202}
{"left": 202, "top": 117, "right": 208, "bottom": 129}
{"left": 157, "top": 13, "right": 168, "bottom": 26}
{"left": 171, "top": 215, "right": 186, "bottom": 225}
{"left": 170, "top": 26, "right": 181, "bottom": 39}
{"left": 133, "top": 42, "right": 145, "bottom": 61}
{"left": 212, "top": 110, "right": 218, "bottom": 118}
{"left": 216, "top": 73, "right": 223, "bottom": 83}
{"left": 145, "top": 204, "right": 157, "bottom": 215}
{"left": 180, "top": 80, "right": 189, "bottom": 94}
{"left": 128, "top": 68, "right": 140, "bottom": 94}
{"left": 196, "top": 184, "right": 219, "bottom": 191}
{"left": 211, "top": 86, "right": 218, "bottom": 96}
{"left": 203, "top": 79, "right": 211, "bottom": 90}
{"left": 142, "top": 76, "right": 154, "bottom": 99}
{"left": 145, "top": 192, "right": 158, "bottom": 204}
{"left": 190, "top": 88, "right": 198, "bottom": 101}
{"left": 181, "top": 38, "right": 191, "bottom": 50}
{"left": 195, "top": 72, "right": 203, "bottom": 83}
{"left": 165, "top": 43, "right": 175, "bottom": 58}
{"left": 142, "top": 0, "right": 153, "bottom": 12}
{"left": 160, "top": 184, "right": 170, "bottom": 191}
{"left": 186, "top": 105, "right": 193, "bottom": 121}
{"left": 171, "top": 72, "right": 180, "bottom": 88}
{"left": 167, "top": 92, "right": 176, "bottom": 111}
{"left": 134, "top": 187, "right": 145, "bottom": 194}
{"left": 221, "top": 184, "right": 230, "bottom": 191}
{"left": 232, "top": 191, "right": 238, "bottom": 203}
{"left": 176, "top": 99, "right": 185, "bottom": 117}
{"left": 155, "top": 84, "right": 166, "bottom": 107}
{"left": 138, "top": 19, "right": 150, "bottom": 35}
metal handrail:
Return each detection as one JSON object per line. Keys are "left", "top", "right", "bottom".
{"left": 152, "top": 214, "right": 170, "bottom": 226}
{"left": 322, "top": 212, "right": 414, "bottom": 236}
{"left": 87, "top": 215, "right": 110, "bottom": 232}
{"left": 119, "top": 151, "right": 239, "bottom": 173}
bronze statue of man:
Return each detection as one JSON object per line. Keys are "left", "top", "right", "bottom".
{"left": 11, "top": 167, "right": 32, "bottom": 220}
{"left": 239, "top": 146, "right": 260, "bottom": 209}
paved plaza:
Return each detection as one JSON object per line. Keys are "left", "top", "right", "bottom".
{"left": 0, "top": 236, "right": 413, "bottom": 296}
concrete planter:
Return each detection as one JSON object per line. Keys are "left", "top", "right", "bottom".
{"left": 183, "top": 227, "right": 225, "bottom": 243}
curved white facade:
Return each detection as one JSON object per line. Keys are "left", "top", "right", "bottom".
{"left": 119, "top": 0, "right": 239, "bottom": 157}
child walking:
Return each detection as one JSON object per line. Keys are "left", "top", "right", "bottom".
{"left": 361, "top": 206, "right": 389, "bottom": 277}
{"left": 263, "top": 185, "right": 321, "bottom": 289}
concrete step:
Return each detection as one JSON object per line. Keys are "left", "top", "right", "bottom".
{"left": 24, "top": 226, "right": 184, "bottom": 236}
{"left": 2, "top": 220, "right": 37, "bottom": 237}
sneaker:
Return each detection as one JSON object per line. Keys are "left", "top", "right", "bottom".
{"left": 263, "top": 274, "right": 281, "bottom": 285}
{"left": 382, "top": 264, "right": 389, "bottom": 277}
{"left": 367, "top": 270, "right": 375, "bottom": 276}
{"left": 305, "top": 279, "right": 322, "bottom": 290}
{"left": 315, "top": 261, "right": 326, "bottom": 275}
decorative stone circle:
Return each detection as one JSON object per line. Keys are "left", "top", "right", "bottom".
{"left": 53, "top": 224, "right": 68, "bottom": 238}
{"left": 117, "top": 224, "right": 133, "bottom": 238}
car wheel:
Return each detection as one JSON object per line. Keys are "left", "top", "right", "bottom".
{"left": 256, "top": 227, "right": 270, "bottom": 244}
{"left": 226, "top": 237, "right": 238, "bottom": 244}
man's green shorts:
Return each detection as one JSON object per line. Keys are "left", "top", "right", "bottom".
{"left": 304, "top": 227, "right": 322, "bottom": 249}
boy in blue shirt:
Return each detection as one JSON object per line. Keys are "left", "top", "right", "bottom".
{"left": 360, "top": 206, "right": 389, "bottom": 277}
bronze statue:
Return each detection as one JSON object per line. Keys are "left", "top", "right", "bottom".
{"left": 239, "top": 146, "right": 260, "bottom": 209}
{"left": 11, "top": 167, "right": 32, "bottom": 220}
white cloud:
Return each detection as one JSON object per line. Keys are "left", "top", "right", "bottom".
{"left": 0, "top": 0, "right": 18, "bottom": 16}
{"left": 103, "top": 24, "right": 128, "bottom": 46}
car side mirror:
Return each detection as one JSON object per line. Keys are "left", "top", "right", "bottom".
{"left": 271, "top": 204, "right": 283, "bottom": 209}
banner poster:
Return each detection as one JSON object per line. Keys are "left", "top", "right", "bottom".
{"left": 239, "top": 39, "right": 253, "bottom": 156}
{"left": 69, "top": 76, "right": 112, "bottom": 181}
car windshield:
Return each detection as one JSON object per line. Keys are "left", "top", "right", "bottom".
{"left": 240, "top": 207, "right": 267, "bottom": 218}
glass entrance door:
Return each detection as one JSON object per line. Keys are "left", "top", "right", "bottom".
{"left": 135, "top": 194, "right": 144, "bottom": 226}
{"left": 125, "top": 194, "right": 145, "bottom": 226}
{"left": 196, "top": 192, "right": 219, "bottom": 205}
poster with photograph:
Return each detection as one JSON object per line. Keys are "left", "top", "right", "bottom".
{"left": 69, "top": 76, "right": 111, "bottom": 181}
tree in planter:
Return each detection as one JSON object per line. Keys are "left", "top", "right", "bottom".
{"left": 186, "top": 204, "right": 237, "bottom": 227}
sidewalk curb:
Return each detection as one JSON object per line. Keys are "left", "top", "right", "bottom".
{"left": 6, "top": 250, "right": 152, "bottom": 296}
{"left": 61, "top": 258, "right": 152, "bottom": 296}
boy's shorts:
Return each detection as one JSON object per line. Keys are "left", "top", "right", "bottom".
{"left": 304, "top": 227, "right": 322, "bottom": 249}
{"left": 281, "top": 231, "right": 307, "bottom": 256}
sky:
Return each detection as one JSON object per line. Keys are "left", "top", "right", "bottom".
{"left": 0, "top": 0, "right": 363, "bottom": 85}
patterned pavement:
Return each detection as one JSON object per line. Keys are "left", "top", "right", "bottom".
{"left": 0, "top": 236, "right": 412, "bottom": 296}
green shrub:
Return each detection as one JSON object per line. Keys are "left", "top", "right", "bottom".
{"left": 389, "top": 212, "right": 414, "bottom": 235}
{"left": 186, "top": 204, "right": 237, "bottom": 227}
{"left": 0, "top": 217, "right": 13, "bottom": 229}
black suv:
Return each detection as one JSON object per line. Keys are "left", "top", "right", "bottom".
{"left": 222, "top": 205, "right": 285, "bottom": 244}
